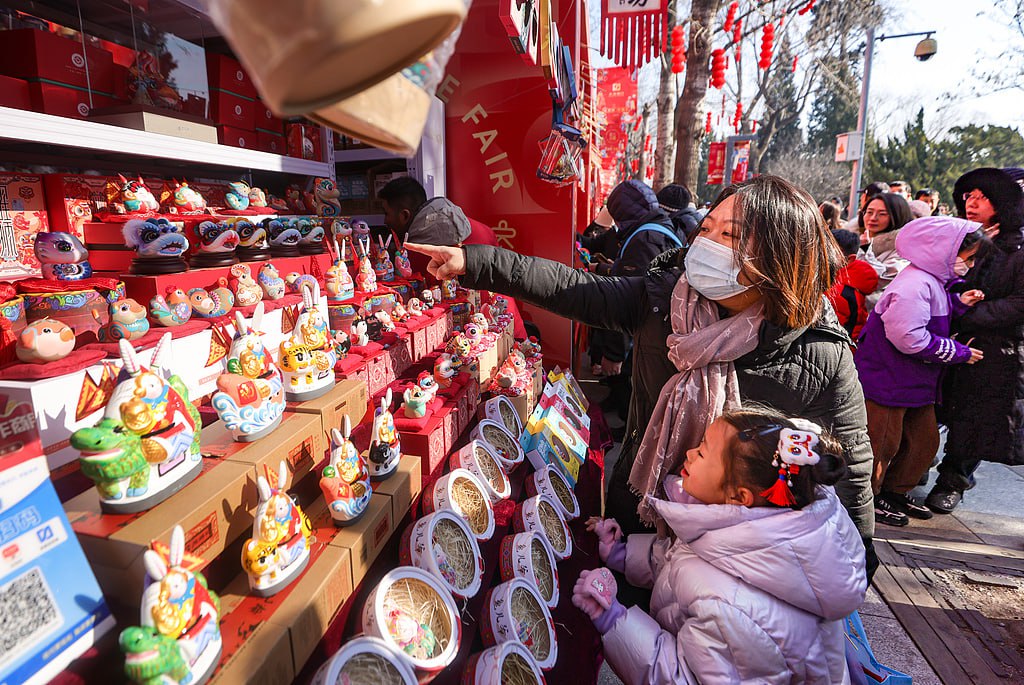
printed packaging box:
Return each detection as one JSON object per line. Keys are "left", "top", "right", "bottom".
{"left": 0, "top": 395, "right": 114, "bottom": 685}
{"left": 0, "top": 28, "right": 115, "bottom": 93}
{"left": 0, "top": 172, "right": 49, "bottom": 281}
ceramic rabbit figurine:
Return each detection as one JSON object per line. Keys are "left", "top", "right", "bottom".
{"left": 355, "top": 239, "right": 378, "bottom": 293}
{"left": 241, "top": 461, "right": 312, "bottom": 596}
{"left": 320, "top": 416, "right": 372, "bottom": 525}
{"left": 278, "top": 283, "right": 335, "bottom": 401}
{"left": 366, "top": 390, "right": 401, "bottom": 479}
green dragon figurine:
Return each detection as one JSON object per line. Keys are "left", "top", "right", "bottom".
{"left": 72, "top": 417, "right": 149, "bottom": 499}
{"left": 120, "top": 626, "right": 189, "bottom": 685}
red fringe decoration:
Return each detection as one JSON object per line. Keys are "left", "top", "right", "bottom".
{"left": 760, "top": 471, "right": 797, "bottom": 507}
{"left": 600, "top": 1, "right": 668, "bottom": 69}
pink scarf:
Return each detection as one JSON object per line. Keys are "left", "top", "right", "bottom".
{"left": 629, "top": 274, "right": 764, "bottom": 524}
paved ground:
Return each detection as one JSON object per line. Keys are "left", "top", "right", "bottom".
{"left": 578, "top": 370, "right": 1023, "bottom": 684}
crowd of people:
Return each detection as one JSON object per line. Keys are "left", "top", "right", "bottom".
{"left": 404, "top": 166, "right": 1024, "bottom": 684}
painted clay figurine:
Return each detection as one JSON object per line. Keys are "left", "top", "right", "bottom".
{"left": 352, "top": 220, "right": 371, "bottom": 244}
{"left": 355, "top": 239, "right": 377, "bottom": 293}
{"left": 149, "top": 287, "right": 193, "bottom": 327}
{"left": 95, "top": 298, "right": 150, "bottom": 342}
{"left": 470, "top": 312, "right": 489, "bottom": 334}
{"left": 241, "top": 461, "right": 312, "bottom": 596}
{"left": 394, "top": 246, "right": 413, "bottom": 279}
{"left": 298, "top": 218, "right": 326, "bottom": 255}
{"left": 116, "top": 175, "right": 160, "bottom": 214}
{"left": 34, "top": 232, "right": 93, "bottom": 281}
{"left": 186, "top": 288, "right": 217, "bottom": 318}
{"left": 445, "top": 333, "right": 472, "bottom": 369}
{"left": 374, "top": 309, "right": 396, "bottom": 333}
{"left": 441, "top": 278, "right": 458, "bottom": 300}
{"left": 268, "top": 219, "right": 301, "bottom": 257}
{"left": 350, "top": 316, "right": 369, "bottom": 347}
{"left": 367, "top": 390, "right": 401, "bottom": 479}
{"left": 229, "top": 264, "right": 263, "bottom": 307}
{"left": 70, "top": 335, "right": 202, "bottom": 513}
{"left": 191, "top": 221, "right": 239, "bottom": 268}
{"left": 416, "top": 370, "right": 439, "bottom": 402}
{"left": 225, "top": 180, "right": 251, "bottom": 211}
{"left": 16, "top": 318, "right": 75, "bottom": 363}
{"left": 312, "top": 177, "right": 341, "bottom": 216}
{"left": 391, "top": 302, "right": 410, "bottom": 322}
{"left": 406, "top": 298, "right": 425, "bottom": 317}
{"left": 267, "top": 193, "right": 289, "bottom": 213}
{"left": 373, "top": 236, "right": 395, "bottom": 282}
{"left": 285, "top": 185, "right": 306, "bottom": 214}
{"left": 121, "top": 526, "right": 221, "bottom": 685}
{"left": 162, "top": 179, "right": 207, "bottom": 214}
{"left": 325, "top": 259, "right": 354, "bottom": 302}
{"left": 235, "top": 219, "right": 271, "bottom": 262}
{"left": 402, "top": 383, "right": 430, "bottom": 419}
{"left": 212, "top": 304, "right": 285, "bottom": 442}
{"left": 248, "top": 186, "right": 268, "bottom": 208}
{"left": 320, "top": 416, "right": 372, "bottom": 525}
{"left": 421, "top": 290, "right": 435, "bottom": 309}
{"left": 434, "top": 353, "right": 457, "bottom": 389}
{"left": 463, "top": 322, "right": 484, "bottom": 348}
{"left": 258, "top": 263, "right": 286, "bottom": 300}
{"left": 285, "top": 272, "right": 317, "bottom": 294}
{"left": 123, "top": 219, "right": 189, "bottom": 259}
{"left": 278, "top": 283, "right": 335, "bottom": 401}
{"left": 187, "top": 279, "right": 233, "bottom": 319}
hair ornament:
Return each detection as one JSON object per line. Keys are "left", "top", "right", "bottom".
{"left": 760, "top": 418, "right": 822, "bottom": 507}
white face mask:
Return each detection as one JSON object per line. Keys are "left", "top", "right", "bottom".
{"left": 953, "top": 257, "right": 970, "bottom": 277}
{"left": 684, "top": 237, "right": 752, "bottom": 301}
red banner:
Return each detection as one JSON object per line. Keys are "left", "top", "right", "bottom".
{"left": 707, "top": 142, "right": 727, "bottom": 185}
{"left": 732, "top": 141, "right": 751, "bottom": 183}
{"left": 595, "top": 67, "right": 637, "bottom": 200}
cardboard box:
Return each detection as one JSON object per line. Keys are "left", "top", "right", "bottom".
{"left": 217, "top": 124, "right": 256, "bottom": 149}
{"left": 203, "top": 411, "right": 327, "bottom": 479}
{"left": 287, "top": 379, "right": 369, "bottom": 451}
{"left": 209, "top": 88, "right": 256, "bottom": 130}
{"left": 0, "top": 172, "right": 49, "bottom": 280}
{"left": 42, "top": 173, "right": 112, "bottom": 239}
{"left": 206, "top": 52, "right": 258, "bottom": 99}
{"left": 27, "top": 81, "right": 116, "bottom": 119}
{"left": 0, "top": 28, "right": 114, "bottom": 92}
{"left": 286, "top": 122, "right": 323, "bottom": 161}
{"left": 398, "top": 415, "right": 447, "bottom": 477}
{"left": 88, "top": 106, "right": 219, "bottom": 144}
{"left": 257, "top": 103, "right": 285, "bottom": 133}
{"left": 372, "top": 454, "right": 422, "bottom": 524}
{"left": 0, "top": 74, "right": 30, "bottom": 109}
{"left": 210, "top": 579, "right": 296, "bottom": 685}
{"left": 0, "top": 396, "right": 114, "bottom": 685}
{"left": 329, "top": 493, "right": 393, "bottom": 585}
{"left": 65, "top": 457, "right": 254, "bottom": 602}
{"left": 256, "top": 129, "right": 286, "bottom": 155}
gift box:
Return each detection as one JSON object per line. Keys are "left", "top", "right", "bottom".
{"left": 0, "top": 28, "right": 114, "bottom": 92}
{"left": 286, "top": 122, "right": 323, "bottom": 161}
{"left": 209, "top": 88, "right": 257, "bottom": 130}
{"left": 257, "top": 103, "right": 285, "bottom": 134}
{"left": 217, "top": 124, "right": 257, "bottom": 149}
{"left": 0, "top": 74, "right": 30, "bottom": 110}
{"left": 256, "top": 129, "right": 286, "bottom": 155}
{"left": 42, "top": 173, "right": 112, "bottom": 240}
{"left": 27, "top": 81, "right": 117, "bottom": 119}
{"left": 397, "top": 414, "right": 446, "bottom": 477}
{"left": 0, "top": 172, "right": 49, "bottom": 280}
{"left": 206, "top": 52, "right": 258, "bottom": 99}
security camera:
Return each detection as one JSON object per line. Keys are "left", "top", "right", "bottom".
{"left": 914, "top": 37, "right": 937, "bottom": 61}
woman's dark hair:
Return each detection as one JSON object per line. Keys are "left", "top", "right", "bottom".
{"left": 818, "top": 201, "right": 842, "bottom": 231}
{"left": 712, "top": 175, "right": 845, "bottom": 330}
{"left": 830, "top": 229, "right": 860, "bottom": 258}
{"left": 958, "top": 227, "right": 991, "bottom": 260}
{"left": 719, "top": 406, "right": 847, "bottom": 510}
{"left": 858, "top": 193, "right": 913, "bottom": 235}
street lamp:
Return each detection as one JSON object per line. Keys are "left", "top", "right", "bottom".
{"left": 847, "top": 29, "right": 937, "bottom": 217}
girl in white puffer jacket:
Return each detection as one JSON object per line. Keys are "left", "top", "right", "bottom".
{"left": 574, "top": 407, "right": 868, "bottom": 685}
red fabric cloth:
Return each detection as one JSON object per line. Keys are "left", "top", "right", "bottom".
{"left": 0, "top": 349, "right": 108, "bottom": 379}
{"left": 825, "top": 258, "right": 879, "bottom": 341}
{"left": 79, "top": 318, "right": 210, "bottom": 356}
{"left": 16, "top": 276, "right": 122, "bottom": 294}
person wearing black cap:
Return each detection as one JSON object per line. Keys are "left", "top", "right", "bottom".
{"left": 656, "top": 183, "right": 702, "bottom": 242}
{"left": 928, "top": 167, "right": 1024, "bottom": 513}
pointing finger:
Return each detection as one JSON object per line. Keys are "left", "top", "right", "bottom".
{"left": 404, "top": 242, "right": 445, "bottom": 257}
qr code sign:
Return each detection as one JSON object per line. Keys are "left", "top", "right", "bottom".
{"left": 0, "top": 567, "right": 61, "bottom": 667}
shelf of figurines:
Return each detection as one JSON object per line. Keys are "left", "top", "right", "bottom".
{"left": 48, "top": 292, "right": 564, "bottom": 685}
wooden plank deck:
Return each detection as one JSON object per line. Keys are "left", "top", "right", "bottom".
{"left": 873, "top": 516, "right": 1024, "bottom": 684}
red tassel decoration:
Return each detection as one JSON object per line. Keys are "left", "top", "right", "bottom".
{"left": 792, "top": 55, "right": 799, "bottom": 72}
{"left": 760, "top": 467, "right": 797, "bottom": 507}
{"left": 705, "top": 111, "right": 713, "bottom": 133}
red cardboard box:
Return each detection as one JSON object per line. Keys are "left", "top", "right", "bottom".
{"left": 217, "top": 125, "right": 256, "bottom": 149}
{"left": 397, "top": 415, "right": 447, "bottom": 477}
{"left": 256, "top": 130, "right": 286, "bottom": 155}
{"left": 257, "top": 103, "right": 285, "bottom": 134}
{"left": 286, "top": 122, "right": 323, "bottom": 161}
{"left": 0, "top": 173, "right": 50, "bottom": 280}
{"left": 27, "top": 82, "right": 115, "bottom": 119}
{"left": 41, "top": 173, "right": 112, "bottom": 239}
{"left": 0, "top": 29, "right": 115, "bottom": 93}
{"left": 0, "top": 74, "right": 30, "bottom": 110}
{"left": 209, "top": 88, "right": 256, "bottom": 130}
{"left": 206, "top": 52, "right": 258, "bottom": 99}
{"left": 110, "top": 64, "right": 130, "bottom": 102}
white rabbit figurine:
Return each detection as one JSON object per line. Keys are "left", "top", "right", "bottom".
{"left": 241, "top": 461, "right": 312, "bottom": 596}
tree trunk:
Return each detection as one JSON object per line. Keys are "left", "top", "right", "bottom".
{"left": 672, "top": 0, "right": 723, "bottom": 186}
{"left": 653, "top": 58, "right": 677, "bottom": 188}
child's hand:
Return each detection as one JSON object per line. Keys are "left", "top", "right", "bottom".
{"left": 586, "top": 517, "right": 623, "bottom": 560}
{"left": 960, "top": 289, "right": 985, "bottom": 306}
{"left": 573, "top": 568, "right": 619, "bottom": 622}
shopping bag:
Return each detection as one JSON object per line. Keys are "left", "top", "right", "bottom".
{"left": 844, "top": 610, "right": 913, "bottom": 684}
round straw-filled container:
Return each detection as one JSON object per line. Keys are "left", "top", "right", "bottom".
{"left": 362, "top": 566, "right": 461, "bottom": 677}
{"left": 309, "top": 636, "right": 417, "bottom": 685}
{"left": 512, "top": 495, "right": 572, "bottom": 561}
{"left": 424, "top": 469, "right": 495, "bottom": 541}
{"left": 483, "top": 395, "right": 523, "bottom": 438}
{"left": 481, "top": 578, "right": 557, "bottom": 671}
{"left": 470, "top": 419, "right": 524, "bottom": 471}
{"left": 499, "top": 531, "right": 560, "bottom": 609}
{"left": 399, "top": 510, "right": 483, "bottom": 600}
{"left": 525, "top": 464, "right": 580, "bottom": 521}
{"left": 451, "top": 441, "right": 511, "bottom": 504}
{"left": 462, "top": 641, "right": 546, "bottom": 685}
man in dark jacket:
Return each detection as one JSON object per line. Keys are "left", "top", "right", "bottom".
{"left": 656, "top": 183, "right": 702, "bottom": 242}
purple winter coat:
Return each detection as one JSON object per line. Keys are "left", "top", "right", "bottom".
{"left": 602, "top": 478, "right": 866, "bottom": 685}
{"left": 855, "top": 217, "right": 979, "bottom": 407}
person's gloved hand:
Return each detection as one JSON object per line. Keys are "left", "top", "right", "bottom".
{"left": 586, "top": 517, "right": 623, "bottom": 562}
{"left": 572, "top": 567, "right": 624, "bottom": 634}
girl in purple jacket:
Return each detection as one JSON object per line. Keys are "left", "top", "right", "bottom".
{"left": 854, "top": 216, "right": 987, "bottom": 527}
{"left": 575, "top": 408, "right": 867, "bottom": 685}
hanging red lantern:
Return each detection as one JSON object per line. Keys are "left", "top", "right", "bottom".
{"left": 671, "top": 24, "right": 686, "bottom": 73}
{"left": 705, "top": 111, "right": 713, "bottom": 133}
{"left": 723, "top": 1, "right": 739, "bottom": 32}
{"left": 732, "top": 18, "right": 742, "bottom": 45}
{"left": 711, "top": 48, "right": 727, "bottom": 88}
{"left": 733, "top": 102, "right": 743, "bottom": 126}
{"left": 759, "top": 23, "right": 774, "bottom": 70}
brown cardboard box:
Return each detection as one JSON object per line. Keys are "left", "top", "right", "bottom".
{"left": 287, "top": 379, "right": 369, "bottom": 451}
{"left": 203, "top": 411, "right": 328, "bottom": 478}
{"left": 210, "top": 599, "right": 294, "bottom": 685}
{"left": 372, "top": 454, "right": 422, "bottom": 524}
{"left": 330, "top": 494, "right": 393, "bottom": 585}
{"left": 67, "top": 458, "right": 256, "bottom": 602}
